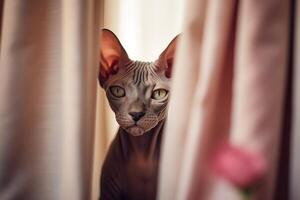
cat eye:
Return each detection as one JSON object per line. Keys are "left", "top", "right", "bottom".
{"left": 151, "top": 89, "right": 168, "bottom": 100}
{"left": 109, "top": 86, "right": 126, "bottom": 98}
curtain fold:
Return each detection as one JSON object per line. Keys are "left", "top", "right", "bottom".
{"left": 158, "top": 0, "right": 292, "bottom": 199}
{"left": 0, "top": 0, "right": 100, "bottom": 199}
{"left": 230, "top": 1, "right": 290, "bottom": 199}
{"left": 290, "top": 0, "right": 300, "bottom": 199}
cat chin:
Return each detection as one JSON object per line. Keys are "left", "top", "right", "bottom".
{"left": 125, "top": 126, "right": 145, "bottom": 136}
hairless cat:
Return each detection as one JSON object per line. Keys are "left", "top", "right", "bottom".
{"left": 99, "top": 29, "right": 179, "bottom": 200}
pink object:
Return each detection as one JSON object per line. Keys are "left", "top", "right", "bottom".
{"left": 212, "top": 144, "right": 267, "bottom": 188}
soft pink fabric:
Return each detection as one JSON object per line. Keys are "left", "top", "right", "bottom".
{"left": 158, "top": 0, "right": 291, "bottom": 199}
{"left": 212, "top": 144, "right": 267, "bottom": 188}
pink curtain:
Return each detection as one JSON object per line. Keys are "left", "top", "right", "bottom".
{"left": 158, "top": 0, "right": 293, "bottom": 199}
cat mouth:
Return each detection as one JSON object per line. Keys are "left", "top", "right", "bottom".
{"left": 129, "top": 121, "right": 141, "bottom": 128}
{"left": 128, "top": 123, "right": 138, "bottom": 127}
{"left": 128, "top": 124, "right": 143, "bottom": 130}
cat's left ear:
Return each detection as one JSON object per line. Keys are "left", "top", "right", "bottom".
{"left": 156, "top": 34, "right": 180, "bottom": 78}
{"left": 99, "top": 29, "right": 130, "bottom": 87}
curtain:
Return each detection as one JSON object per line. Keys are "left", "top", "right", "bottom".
{"left": 102, "top": 0, "right": 184, "bottom": 61}
{"left": 0, "top": 0, "right": 101, "bottom": 199}
{"left": 290, "top": 0, "right": 300, "bottom": 199}
{"left": 158, "top": 0, "right": 293, "bottom": 200}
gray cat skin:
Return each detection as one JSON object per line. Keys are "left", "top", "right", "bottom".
{"left": 99, "top": 29, "right": 178, "bottom": 200}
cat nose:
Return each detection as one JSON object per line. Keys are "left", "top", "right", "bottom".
{"left": 129, "top": 112, "right": 145, "bottom": 122}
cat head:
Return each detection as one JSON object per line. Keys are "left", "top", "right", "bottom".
{"left": 99, "top": 29, "right": 179, "bottom": 136}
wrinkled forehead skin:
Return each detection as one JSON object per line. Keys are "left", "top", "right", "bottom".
{"left": 103, "top": 61, "right": 170, "bottom": 94}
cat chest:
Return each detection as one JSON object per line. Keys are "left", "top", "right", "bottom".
{"left": 123, "top": 156, "right": 159, "bottom": 199}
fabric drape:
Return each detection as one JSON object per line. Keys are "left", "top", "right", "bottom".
{"left": 0, "top": 0, "right": 100, "bottom": 199}
{"left": 290, "top": 0, "right": 300, "bottom": 199}
{"left": 158, "top": 0, "right": 292, "bottom": 199}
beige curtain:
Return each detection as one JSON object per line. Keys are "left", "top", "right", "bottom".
{"left": 102, "top": 0, "right": 184, "bottom": 61}
{"left": 0, "top": 0, "right": 101, "bottom": 199}
{"left": 290, "top": 0, "right": 300, "bottom": 199}
{"left": 158, "top": 0, "right": 293, "bottom": 199}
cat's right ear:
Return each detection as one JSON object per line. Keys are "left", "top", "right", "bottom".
{"left": 99, "top": 29, "right": 130, "bottom": 87}
{"left": 156, "top": 34, "right": 180, "bottom": 79}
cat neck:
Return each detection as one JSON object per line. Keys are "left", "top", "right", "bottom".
{"left": 119, "top": 120, "right": 165, "bottom": 159}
